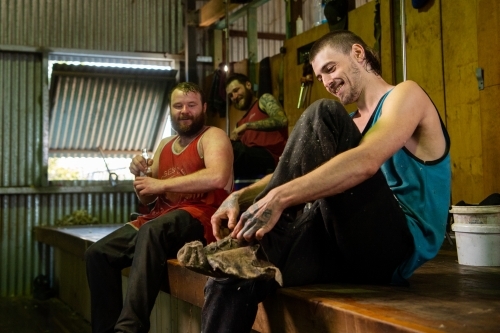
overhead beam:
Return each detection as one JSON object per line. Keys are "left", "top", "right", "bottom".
{"left": 229, "top": 30, "right": 286, "bottom": 40}
{"left": 200, "top": 0, "right": 270, "bottom": 29}
{"left": 199, "top": 0, "right": 239, "bottom": 27}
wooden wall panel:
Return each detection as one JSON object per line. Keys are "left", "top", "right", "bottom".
{"left": 348, "top": 0, "right": 377, "bottom": 48}
{"left": 442, "top": 0, "right": 483, "bottom": 203}
{"left": 478, "top": 0, "right": 500, "bottom": 88}
{"left": 478, "top": 0, "right": 500, "bottom": 197}
{"left": 283, "top": 23, "right": 331, "bottom": 132}
{"left": 405, "top": 0, "right": 446, "bottom": 120}
{"left": 479, "top": 86, "right": 500, "bottom": 204}
{"left": 380, "top": 0, "right": 395, "bottom": 84}
{"left": 270, "top": 53, "right": 284, "bottom": 102}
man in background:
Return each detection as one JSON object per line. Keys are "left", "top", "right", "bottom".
{"left": 226, "top": 73, "right": 288, "bottom": 179}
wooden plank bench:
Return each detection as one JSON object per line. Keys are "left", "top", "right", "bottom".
{"left": 35, "top": 224, "right": 500, "bottom": 333}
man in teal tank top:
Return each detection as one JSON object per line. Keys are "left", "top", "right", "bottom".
{"left": 202, "top": 31, "right": 451, "bottom": 333}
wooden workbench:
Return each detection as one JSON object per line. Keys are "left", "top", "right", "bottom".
{"left": 35, "top": 225, "right": 500, "bottom": 333}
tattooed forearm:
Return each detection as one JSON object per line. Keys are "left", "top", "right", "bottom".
{"left": 214, "top": 192, "right": 240, "bottom": 214}
{"left": 246, "top": 94, "right": 288, "bottom": 131}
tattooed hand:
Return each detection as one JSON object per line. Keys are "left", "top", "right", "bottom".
{"left": 233, "top": 189, "right": 285, "bottom": 242}
{"left": 230, "top": 123, "right": 247, "bottom": 141}
{"left": 211, "top": 192, "right": 241, "bottom": 240}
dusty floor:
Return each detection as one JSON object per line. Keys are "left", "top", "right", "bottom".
{"left": 0, "top": 296, "right": 91, "bottom": 333}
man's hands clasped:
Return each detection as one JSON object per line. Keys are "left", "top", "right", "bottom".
{"left": 129, "top": 154, "right": 162, "bottom": 196}
{"left": 211, "top": 188, "right": 285, "bottom": 243}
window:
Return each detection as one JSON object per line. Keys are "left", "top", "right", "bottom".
{"left": 47, "top": 56, "right": 178, "bottom": 182}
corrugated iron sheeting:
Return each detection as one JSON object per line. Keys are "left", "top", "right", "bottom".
{"left": 0, "top": 51, "right": 43, "bottom": 188}
{"left": 229, "top": 0, "right": 285, "bottom": 62}
{"left": 0, "top": 0, "right": 183, "bottom": 54}
{"left": 49, "top": 64, "right": 177, "bottom": 157}
{"left": 0, "top": 192, "right": 137, "bottom": 297}
{"left": 0, "top": 50, "right": 139, "bottom": 297}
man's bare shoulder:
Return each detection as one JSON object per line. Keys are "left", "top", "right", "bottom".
{"left": 382, "top": 80, "right": 433, "bottom": 116}
{"left": 204, "top": 126, "right": 229, "bottom": 137}
{"left": 201, "top": 127, "right": 232, "bottom": 146}
{"left": 391, "top": 80, "right": 427, "bottom": 101}
{"left": 386, "top": 80, "right": 446, "bottom": 160}
{"left": 199, "top": 127, "right": 233, "bottom": 163}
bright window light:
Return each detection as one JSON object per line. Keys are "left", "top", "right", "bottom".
{"left": 48, "top": 60, "right": 173, "bottom": 182}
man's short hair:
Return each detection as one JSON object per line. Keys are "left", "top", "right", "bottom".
{"left": 170, "top": 82, "right": 205, "bottom": 105}
{"left": 225, "top": 73, "right": 250, "bottom": 88}
{"left": 310, "top": 30, "right": 381, "bottom": 76}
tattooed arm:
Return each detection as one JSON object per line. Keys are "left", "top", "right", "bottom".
{"left": 232, "top": 94, "right": 288, "bottom": 140}
{"left": 211, "top": 174, "right": 272, "bottom": 240}
{"left": 251, "top": 93, "right": 288, "bottom": 130}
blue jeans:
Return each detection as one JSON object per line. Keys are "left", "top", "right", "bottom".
{"left": 201, "top": 99, "right": 413, "bottom": 333}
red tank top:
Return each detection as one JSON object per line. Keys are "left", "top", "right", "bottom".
{"left": 129, "top": 127, "right": 229, "bottom": 244}
{"left": 237, "top": 100, "right": 288, "bottom": 165}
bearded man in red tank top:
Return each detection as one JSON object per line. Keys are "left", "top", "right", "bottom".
{"left": 85, "top": 82, "right": 233, "bottom": 333}
{"left": 226, "top": 73, "right": 288, "bottom": 180}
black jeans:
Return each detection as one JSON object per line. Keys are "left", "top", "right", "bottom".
{"left": 201, "top": 99, "right": 414, "bottom": 333}
{"left": 232, "top": 141, "right": 276, "bottom": 179}
{"left": 85, "top": 209, "right": 205, "bottom": 333}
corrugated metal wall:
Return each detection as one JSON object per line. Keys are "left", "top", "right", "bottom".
{"left": 0, "top": 52, "right": 43, "bottom": 188}
{"left": 0, "top": 0, "right": 184, "bottom": 297}
{"left": 0, "top": 51, "right": 140, "bottom": 296}
{"left": 0, "top": 0, "right": 183, "bottom": 54}
{"left": 1, "top": 190, "right": 137, "bottom": 296}
{"left": 228, "top": 0, "right": 286, "bottom": 62}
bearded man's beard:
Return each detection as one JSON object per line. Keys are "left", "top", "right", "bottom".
{"left": 171, "top": 112, "right": 206, "bottom": 136}
{"left": 234, "top": 88, "right": 254, "bottom": 110}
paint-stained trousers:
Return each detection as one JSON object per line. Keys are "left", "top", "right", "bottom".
{"left": 201, "top": 99, "right": 414, "bottom": 333}
{"left": 85, "top": 210, "right": 205, "bottom": 333}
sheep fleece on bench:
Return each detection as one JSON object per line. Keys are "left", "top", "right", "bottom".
{"left": 177, "top": 236, "right": 283, "bottom": 286}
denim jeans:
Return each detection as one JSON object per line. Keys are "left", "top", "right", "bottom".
{"left": 201, "top": 99, "right": 413, "bottom": 333}
{"left": 85, "top": 209, "right": 205, "bottom": 333}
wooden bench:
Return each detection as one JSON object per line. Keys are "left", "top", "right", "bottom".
{"left": 35, "top": 224, "right": 500, "bottom": 333}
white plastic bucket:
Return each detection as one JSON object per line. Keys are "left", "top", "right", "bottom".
{"left": 449, "top": 205, "right": 500, "bottom": 225}
{"left": 451, "top": 223, "right": 500, "bottom": 266}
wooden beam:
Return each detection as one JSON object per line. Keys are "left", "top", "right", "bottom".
{"left": 229, "top": 30, "right": 286, "bottom": 41}
{"left": 207, "top": 0, "right": 271, "bottom": 29}
{"left": 199, "top": 0, "right": 239, "bottom": 27}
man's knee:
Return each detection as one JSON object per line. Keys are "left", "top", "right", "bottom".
{"left": 84, "top": 239, "right": 106, "bottom": 264}
{"left": 303, "top": 98, "right": 346, "bottom": 120}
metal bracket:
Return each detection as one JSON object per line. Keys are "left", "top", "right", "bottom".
{"left": 476, "top": 67, "right": 484, "bottom": 90}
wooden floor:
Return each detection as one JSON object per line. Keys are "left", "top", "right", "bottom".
{"left": 0, "top": 296, "right": 91, "bottom": 333}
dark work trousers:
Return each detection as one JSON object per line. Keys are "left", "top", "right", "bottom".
{"left": 201, "top": 99, "right": 414, "bottom": 333}
{"left": 84, "top": 209, "right": 205, "bottom": 333}
{"left": 232, "top": 140, "right": 276, "bottom": 179}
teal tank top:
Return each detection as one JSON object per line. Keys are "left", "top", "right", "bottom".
{"left": 358, "top": 90, "right": 451, "bottom": 284}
